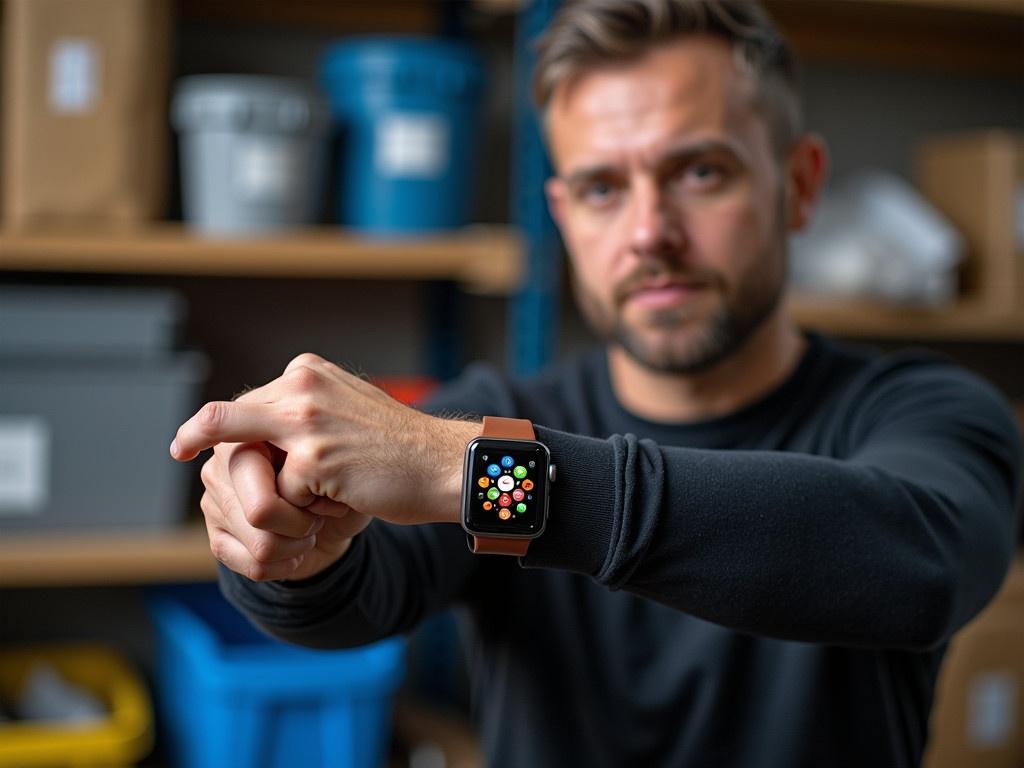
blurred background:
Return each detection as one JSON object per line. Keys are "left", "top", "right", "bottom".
{"left": 0, "top": 1, "right": 1021, "bottom": 766}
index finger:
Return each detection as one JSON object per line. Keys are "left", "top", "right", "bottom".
{"left": 170, "top": 400, "right": 284, "bottom": 461}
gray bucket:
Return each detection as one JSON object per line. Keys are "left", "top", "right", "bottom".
{"left": 172, "top": 75, "right": 330, "bottom": 235}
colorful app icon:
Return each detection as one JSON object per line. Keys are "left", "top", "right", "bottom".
{"left": 486, "top": 464, "right": 501, "bottom": 478}
{"left": 497, "top": 475, "right": 515, "bottom": 492}
{"left": 516, "top": 503, "right": 527, "bottom": 514}
{"left": 522, "top": 479, "right": 534, "bottom": 491}
{"left": 512, "top": 489, "right": 525, "bottom": 502}
{"left": 513, "top": 466, "right": 528, "bottom": 479}
{"left": 477, "top": 476, "right": 490, "bottom": 488}
{"left": 487, "top": 487, "right": 500, "bottom": 501}
{"left": 498, "top": 508, "right": 512, "bottom": 520}
{"left": 498, "top": 493, "right": 512, "bottom": 507}
{"left": 482, "top": 501, "right": 493, "bottom": 511}
{"left": 501, "top": 455, "right": 515, "bottom": 468}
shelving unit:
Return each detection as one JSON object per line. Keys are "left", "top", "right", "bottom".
{"left": 0, "top": 225, "right": 523, "bottom": 295}
{"left": 788, "top": 296, "right": 1024, "bottom": 342}
{"left": 0, "top": 524, "right": 216, "bottom": 587}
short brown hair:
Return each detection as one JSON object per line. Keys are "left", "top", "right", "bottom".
{"left": 533, "top": 0, "right": 802, "bottom": 156}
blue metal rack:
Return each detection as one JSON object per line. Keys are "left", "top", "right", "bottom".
{"left": 508, "top": 0, "right": 563, "bottom": 375}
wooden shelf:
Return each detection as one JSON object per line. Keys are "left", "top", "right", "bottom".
{"left": 764, "top": 0, "right": 1023, "bottom": 76}
{"left": 0, "top": 524, "right": 217, "bottom": 587}
{"left": 0, "top": 224, "right": 523, "bottom": 295}
{"left": 788, "top": 295, "right": 1024, "bottom": 341}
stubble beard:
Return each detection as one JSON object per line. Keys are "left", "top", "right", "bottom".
{"left": 574, "top": 236, "right": 788, "bottom": 376}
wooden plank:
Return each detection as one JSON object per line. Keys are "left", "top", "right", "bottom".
{"left": 0, "top": 224, "right": 524, "bottom": 294}
{"left": 0, "top": 524, "right": 217, "bottom": 587}
{"left": 766, "top": 0, "right": 1024, "bottom": 76}
{"left": 788, "top": 295, "right": 1024, "bottom": 341}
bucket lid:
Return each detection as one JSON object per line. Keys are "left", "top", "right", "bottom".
{"left": 172, "top": 75, "right": 331, "bottom": 134}
{"left": 320, "top": 37, "right": 484, "bottom": 100}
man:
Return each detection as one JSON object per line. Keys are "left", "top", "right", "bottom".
{"left": 170, "top": 1, "right": 1023, "bottom": 765}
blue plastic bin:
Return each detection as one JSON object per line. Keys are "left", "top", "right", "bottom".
{"left": 320, "top": 38, "right": 484, "bottom": 234}
{"left": 148, "top": 584, "right": 405, "bottom": 768}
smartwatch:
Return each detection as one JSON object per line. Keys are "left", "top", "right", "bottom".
{"left": 461, "top": 416, "right": 555, "bottom": 556}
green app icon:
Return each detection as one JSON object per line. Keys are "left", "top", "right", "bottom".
{"left": 513, "top": 466, "right": 528, "bottom": 479}
{"left": 516, "top": 503, "right": 527, "bottom": 514}
{"left": 487, "top": 487, "right": 500, "bottom": 501}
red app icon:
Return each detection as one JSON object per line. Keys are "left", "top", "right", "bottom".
{"left": 498, "top": 493, "right": 512, "bottom": 507}
{"left": 512, "top": 489, "right": 525, "bottom": 502}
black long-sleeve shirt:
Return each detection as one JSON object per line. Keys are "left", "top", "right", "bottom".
{"left": 221, "top": 333, "right": 1023, "bottom": 767}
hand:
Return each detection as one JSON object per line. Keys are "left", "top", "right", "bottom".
{"left": 196, "top": 440, "right": 371, "bottom": 582}
{"left": 172, "top": 352, "right": 477, "bottom": 527}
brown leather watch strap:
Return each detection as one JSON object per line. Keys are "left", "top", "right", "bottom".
{"left": 472, "top": 416, "right": 537, "bottom": 557}
{"left": 469, "top": 536, "right": 530, "bottom": 556}
{"left": 481, "top": 416, "right": 535, "bottom": 440}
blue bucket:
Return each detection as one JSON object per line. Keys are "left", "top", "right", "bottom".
{"left": 320, "top": 38, "right": 485, "bottom": 235}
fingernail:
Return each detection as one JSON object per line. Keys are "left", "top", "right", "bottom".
{"left": 310, "top": 516, "right": 325, "bottom": 535}
{"left": 169, "top": 439, "right": 179, "bottom": 457}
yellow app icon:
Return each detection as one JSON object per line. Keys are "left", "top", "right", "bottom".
{"left": 478, "top": 476, "right": 490, "bottom": 488}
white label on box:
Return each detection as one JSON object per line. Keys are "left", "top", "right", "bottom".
{"left": 967, "top": 670, "right": 1017, "bottom": 748}
{"left": 234, "top": 138, "right": 296, "bottom": 203}
{"left": 0, "top": 417, "right": 50, "bottom": 516}
{"left": 375, "top": 113, "right": 448, "bottom": 179}
{"left": 49, "top": 39, "right": 100, "bottom": 114}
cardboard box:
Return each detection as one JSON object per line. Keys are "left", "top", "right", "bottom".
{"left": 916, "top": 131, "right": 1024, "bottom": 313}
{"left": 924, "top": 557, "right": 1024, "bottom": 768}
{"left": 1, "top": 0, "right": 171, "bottom": 228}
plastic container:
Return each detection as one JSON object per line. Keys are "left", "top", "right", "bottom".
{"left": 0, "top": 352, "right": 208, "bottom": 532}
{"left": 0, "top": 286, "right": 185, "bottom": 358}
{"left": 172, "top": 75, "right": 331, "bottom": 235}
{"left": 0, "top": 645, "right": 154, "bottom": 767}
{"left": 148, "top": 584, "right": 405, "bottom": 768}
{"left": 320, "top": 38, "right": 485, "bottom": 234}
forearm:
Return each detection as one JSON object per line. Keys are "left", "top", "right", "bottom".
{"left": 525, "top": 426, "right": 1021, "bottom": 650}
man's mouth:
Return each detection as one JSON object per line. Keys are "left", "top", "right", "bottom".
{"left": 625, "top": 280, "right": 710, "bottom": 309}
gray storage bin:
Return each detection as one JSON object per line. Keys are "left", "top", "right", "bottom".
{"left": 0, "top": 352, "right": 208, "bottom": 533}
{"left": 173, "top": 75, "right": 330, "bottom": 235}
{"left": 0, "top": 287, "right": 185, "bottom": 358}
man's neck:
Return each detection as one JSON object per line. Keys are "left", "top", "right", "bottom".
{"left": 607, "top": 310, "right": 806, "bottom": 423}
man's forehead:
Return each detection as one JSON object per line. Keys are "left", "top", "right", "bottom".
{"left": 546, "top": 37, "right": 759, "bottom": 168}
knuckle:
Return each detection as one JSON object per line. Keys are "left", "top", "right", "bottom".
{"left": 199, "top": 458, "right": 217, "bottom": 487}
{"left": 245, "top": 562, "right": 274, "bottom": 582}
{"left": 289, "top": 352, "right": 325, "bottom": 370}
{"left": 197, "top": 401, "right": 227, "bottom": 432}
{"left": 248, "top": 533, "right": 279, "bottom": 565}
{"left": 208, "top": 532, "right": 230, "bottom": 564}
{"left": 285, "top": 365, "right": 322, "bottom": 393}
{"left": 241, "top": 495, "right": 276, "bottom": 528}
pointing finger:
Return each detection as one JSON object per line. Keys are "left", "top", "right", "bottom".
{"left": 170, "top": 400, "right": 284, "bottom": 461}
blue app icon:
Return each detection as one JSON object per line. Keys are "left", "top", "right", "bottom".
{"left": 487, "top": 464, "right": 501, "bottom": 478}
{"left": 501, "top": 456, "right": 515, "bottom": 469}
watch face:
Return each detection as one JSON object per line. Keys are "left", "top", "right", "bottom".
{"left": 463, "top": 438, "right": 550, "bottom": 537}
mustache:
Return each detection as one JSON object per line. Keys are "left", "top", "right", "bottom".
{"left": 612, "top": 262, "right": 720, "bottom": 306}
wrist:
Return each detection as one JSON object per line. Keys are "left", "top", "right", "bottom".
{"left": 426, "top": 417, "right": 481, "bottom": 525}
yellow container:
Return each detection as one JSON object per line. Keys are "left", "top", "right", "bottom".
{"left": 0, "top": 645, "right": 153, "bottom": 767}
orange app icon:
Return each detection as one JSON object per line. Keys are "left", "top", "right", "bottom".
{"left": 478, "top": 476, "right": 490, "bottom": 488}
{"left": 498, "top": 508, "right": 512, "bottom": 520}
{"left": 482, "top": 501, "right": 493, "bottom": 510}
{"left": 522, "top": 479, "right": 534, "bottom": 491}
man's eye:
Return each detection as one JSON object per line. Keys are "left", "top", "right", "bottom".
{"left": 583, "top": 182, "right": 615, "bottom": 200}
{"left": 684, "top": 163, "right": 726, "bottom": 185}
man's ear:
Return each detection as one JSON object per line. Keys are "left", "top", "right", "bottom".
{"left": 784, "top": 133, "right": 829, "bottom": 232}
{"left": 545, "top": 177, "right": 567, "bottom": 230}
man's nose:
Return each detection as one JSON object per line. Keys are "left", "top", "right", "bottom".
{"left": 628, "top": 180, "right": 685, "bottom": 259}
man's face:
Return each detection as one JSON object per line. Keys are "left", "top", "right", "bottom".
{"left": 545, "top": 37, "right": 791, "bottom": 374}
